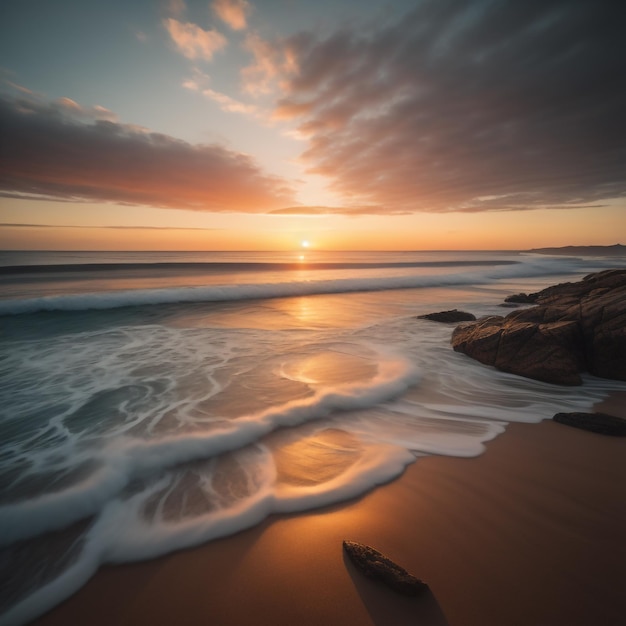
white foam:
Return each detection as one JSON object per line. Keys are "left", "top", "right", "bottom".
{"left": 273, "top": 442, "right": 415, "bottom": 512}
{"left": 0, "top": 352, "right": 420, "bottom": 545}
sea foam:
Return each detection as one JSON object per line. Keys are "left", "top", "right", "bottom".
{"left": 0, "top": 351, "right": 420, "bottom": 545}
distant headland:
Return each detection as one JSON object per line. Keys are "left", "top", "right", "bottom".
{"left": 528, "top": 244, "right": 625, "bottom": 257}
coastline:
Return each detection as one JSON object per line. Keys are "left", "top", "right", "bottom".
{"left": 30, "top": 393, "right": 626, "bottom": 626}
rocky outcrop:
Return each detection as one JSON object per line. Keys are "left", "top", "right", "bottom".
{"left": 529, "top": 244, "right": 626, "bottom": 257}
{"left": 418, "top": 310, "right": 476, "bottom": 323}
{"left": 451, "top": 269, "right": 626, "bottom": 385}
{"left": 504, "top": 293, "right": 538, "bottom": 304}
{"left": 553, "top": 412, "right": 626, "bottom": 436}
{"left": 343, "top": 540, "right": 428, "bottom": 596}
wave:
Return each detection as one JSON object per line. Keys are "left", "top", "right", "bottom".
{"left": 0, "top": 259, "right": 519, "bottom": 275}
{"left": 0, "top": 255, "right": 598, "bottom": 316}
{"left": 0, "top": 354, "right": 419, "bottom": 545}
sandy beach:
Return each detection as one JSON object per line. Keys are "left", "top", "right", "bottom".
{"left": 29, "top": 392, "right": 626, "bottom": 626}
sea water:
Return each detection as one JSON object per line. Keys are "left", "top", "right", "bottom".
{"left": 1, "top": 250, "right": 625, "bottom": 625}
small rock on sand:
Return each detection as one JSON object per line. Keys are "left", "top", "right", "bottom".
{"left": 343, "top": 540, "right": 429, "bottom": 596}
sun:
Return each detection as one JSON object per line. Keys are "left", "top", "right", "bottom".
{"left": 300, "top": 240, "right": 310, "bottom": 248}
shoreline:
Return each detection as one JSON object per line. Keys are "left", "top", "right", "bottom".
{"left": 30, "top": 392, "right": 626, "bottom": 626}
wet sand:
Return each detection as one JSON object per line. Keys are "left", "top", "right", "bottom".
{"left": 32, "top": 393, "right": 626, "bottom": 626}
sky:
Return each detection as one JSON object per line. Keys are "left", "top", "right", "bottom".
{"left": 0, "top": 0, "right": 624, "bottom": 251}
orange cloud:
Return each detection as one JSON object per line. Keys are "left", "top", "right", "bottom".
{"left": 0, "top": 94, "right": 295, "bottom": 212}
{"left": 241, "top": 32, "right": 300, "bottom": 96}
{"left": 212, "top": 0, "right": 251, "bottom": 31}
{"left": 269, "top": 205, "right": 409, "bottom": 216}
{"left": 272, "top": 99, "right": 313, "bottom": 120}
{"left": 164, "top": 18, "right": 227, "bottom": 61}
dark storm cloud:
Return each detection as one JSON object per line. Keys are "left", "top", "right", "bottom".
{"left": 0, "top": 95, "right": 295, "bottom": 212}
{"left": 274, "top": 0, "right": 626, "bottom": 213}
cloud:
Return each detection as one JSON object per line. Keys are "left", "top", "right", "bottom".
{"left": 267, "top": 0, "right": 626, "bottom": 213}
{"left": 212, "top": 0, "right": 251, "bottom": 31}
{"left": 182, "top": 71, "right": 258, "bottom": 116}
{"left": 269, "top": 206, "right": 339, "bottom": 215}
{"left": 1, "top": 85, "right": 119, "bottom": 124}
{"left": 164, "top": 18, "right": 227, "bottom": 61}
{"left": 241, "top": 32, "right": 300, "bottom": 96}
{"left": 0, "top": 94, "right": 295, "bottom": 212}
{"left": 0, "top": 223, "right": 223, "bottom": 231}
{"left": 268, "top": 204, "right": 409, "bottom": 216}
{"left": 181, "top": 67, "right": 211, "bottom": 92}
{"left": 54, "top": 97, "right": 118, "bottom": 123}
{"left": 200, "top": 88, "right": 258, "bottom": 115}
{"left": 4, "top": 80, "right": 36, "bottom": 96}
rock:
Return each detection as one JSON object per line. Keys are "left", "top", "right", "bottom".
{"left": 417, "top": 309, "right": 476, "bottom": 323}
{"left": 451, "top": 270, "right": 626, "bottom": 385}
{"left": 450, "top": 316, "right": 503, "bottom": 367}
{"left": 504, "top": 293, "right": 538, "bottom": 304}
{"left": 553, "top": 412, "right": 626, "bottom": 436}
{"left": 578, "top": 285, "right": 626, "bottom": 380}
{"left": 450, "top": 317, "right": 584, "bottom": 384}
{"left": 498, "top": 319, "right": 584, "bottom": 385}
{"left": 343, "top": 540, "right": 429, "bottom": 596}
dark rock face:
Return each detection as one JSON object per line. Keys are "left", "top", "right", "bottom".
{"left": 504, "top": 293, "right": 538, "bottom": 304}
{"left": 451, "top": 269, "right": 626, "bottom": 385}
{"left": 343, "top": 540, "right": 428, "bottom": 596}
{"left": 417, "top": 309, "right": 476, "bottom": 323}
{"left": 553, "top": 412, "right": 626, "bottom": 436}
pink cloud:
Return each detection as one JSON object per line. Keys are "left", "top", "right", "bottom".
{"left": 0, "top": 94, "right": 295, "bottom": 213}
{"left": 241, "top": 32, "right": 301, "bottom": 96}
{"left": 212, "top": 0, "right": 251, "bottom": 31}
{"left": 164, "top": 18, "right": 227, "bottom": 61}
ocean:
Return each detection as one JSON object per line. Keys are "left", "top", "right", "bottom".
{"left": 1, "top": 249, "right": 625, "bottom": 625}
